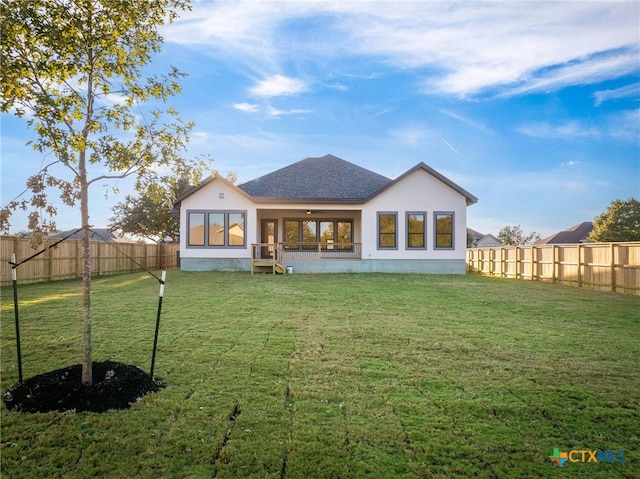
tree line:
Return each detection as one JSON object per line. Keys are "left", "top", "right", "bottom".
{"left": 471, "top": 198, "right": 639, "bottom": 246}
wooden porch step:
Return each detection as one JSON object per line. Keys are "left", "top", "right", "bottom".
{"left": 251, "top": 259, "right": 285, "bottom": 274}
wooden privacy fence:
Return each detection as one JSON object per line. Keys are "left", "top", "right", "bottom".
{"left": 467, "top": 242, "right": 640, "bottom": 295}
{"left": 1, "top": 236, "right": 179, "bottom": 286}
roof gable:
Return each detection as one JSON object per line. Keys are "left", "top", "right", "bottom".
{"left": 173, "top": 173, "right": 253, "bottom": 209}
{"left": 174, "top": 154, "right": 477, "bottom": 207}
{"left": 478, "top": 234, "right": 501, "bottom": 243}
{"left": 372, "top": 162, "right": 478, "bottom": 205}
{"left": 237, "top": 154, "right": 391, "bottom": 201}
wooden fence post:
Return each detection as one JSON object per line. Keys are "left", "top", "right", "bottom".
{"left": 577, "top": 244, "right": 582, "bottom": 288}
{"left": 611, "top": 243, "right": 616, "bottom": 293}
{"left": 48, "top": 239, "right": 54, "bottom": 281}
{"left": 488, "top": 248, "right": 494, "bottom": 276}
{"left": 530, "top": 245, "right": 535, "bottom": 280}
{"left": 96, "top": 241, "right": 101, "bottom": 276}
{"left": 458, "top": 243, "right": 638, "bottom": 296}
{"left": 76, "top": 240, "right": 81, "bottom": 278}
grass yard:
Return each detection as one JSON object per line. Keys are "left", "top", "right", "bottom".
{"left": 1, "top": 271, "right": 639, "bottom": 478}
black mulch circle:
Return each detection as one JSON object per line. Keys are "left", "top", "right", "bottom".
{"left": 3, "top": 361, "right": 163, "bottom": 414}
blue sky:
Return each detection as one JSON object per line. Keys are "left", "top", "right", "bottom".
{"left": 1, "top": 0, "right": 639, "bottom": 238}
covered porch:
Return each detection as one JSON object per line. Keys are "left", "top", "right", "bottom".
{"left": 252, "top": 207, "right": 363, "bottom": 273}
{"left": 250, "top": 241, "right": 362, "bottom": 274}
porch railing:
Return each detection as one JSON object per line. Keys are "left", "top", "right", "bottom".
{"left": 251, "top": 242, "right": 362, "bottom": 273}
{"left": 252, "top": 242, "right": 362, "bottom": 260}
{"left": 280, "top": 242, "right": 362, "bottom": 260}
{"left": 250, "top": 243, "right": 287, "bottom": 274}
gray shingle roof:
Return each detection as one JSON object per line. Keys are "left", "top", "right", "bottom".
{"left": 237, "top": 154, "right": 391, "bottom": 201}
{"left": 534, "top": 222, "right": 593, "bottom": 245}
{"left": 173, "top": 154, "right": 478, "bottom": 207}
{"left": 47, "top": 229, "right": 135, "bottom": 242}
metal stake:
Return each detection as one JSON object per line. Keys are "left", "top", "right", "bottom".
{"left": 150, "top": 270, "right": 166, "bottom": 378}
{"left": 11, "top": 253, "right": 23, "bottom": 383}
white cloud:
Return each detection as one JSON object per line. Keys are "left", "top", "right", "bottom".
{"left": 324, "top": 82, "right": 349, "bottom": 92}
{"left": 559, "top": 160, "right": 583, "bottom": 169}
{"left": 605, "top": 108, "right": 640, "bottom": 141}
{"left": 249, "top": 75, "right": 308, "bottom": 97}
{"left": 231, "top": 102, "right": 311, "bottom": 117}
{"left": 265, "top": 106, "right": 312, "bottom": 117}
{"left": 165, "top": 1, "right": 639, "bottom": 98}
{"left": 388, "top": 125, "right": 433, "bottom": 147}
{"left": 439, "top": 109, "right": 494, "bottom": 135}
{"left": 594, "top": 82, "right": 640, "bottom": 106}
{"left": 500, "top": 50, "right": 640, "bottom": 98}
{"left": 189, "top": 130, "right": 211, "bottom": 145}
{"left": 516, "top": 121, "right": 600, "bottom": 140}
{"left": 232, "top": 102, "right": 260, "bottom": 113}
{"left": 101, "top": 93, "right": 130, "bottom": 106}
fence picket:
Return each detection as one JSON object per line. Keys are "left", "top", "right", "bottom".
{"left": 467, "top": 242, "right": 640, "bottom": 295}
{"left": 1, "top": 236, "right": 179, "bottom": 286}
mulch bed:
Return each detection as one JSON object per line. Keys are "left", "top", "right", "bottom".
{"left": 3, "top": 361, "right": 162, "bottom": 413}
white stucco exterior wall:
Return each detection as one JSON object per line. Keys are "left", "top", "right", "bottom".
{"left": 177, "top": 165, "right": 474, "bottom": 273}
{"left": 361, "top": 168, "right": 468, "bottom": 260}
{"left": 179, "top": 178, "right": 256, "bottom": 260}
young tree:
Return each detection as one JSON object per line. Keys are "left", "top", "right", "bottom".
{"left": 589, "top": 198, "right": 640, "bottom": 242}
{"left": 1, "top": 0, "right": 209, "bottom": 384}
{"left": 109, "top": 172, "right": 236, "bottom": 243}
{"left": 109, "top": 177, "right": 190, "bottom": 244}
{"left": 497, "top": 225, "right": 541, "bottom": 246}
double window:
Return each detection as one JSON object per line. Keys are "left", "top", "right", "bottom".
{"left": 284, "top": 219, "right": 353, "bottom": 250}
{"left": 187, "top": 211, "right": 246, "bottom": 247}
{"left": 376, "top": 211, "right": 455, "bottom": 250}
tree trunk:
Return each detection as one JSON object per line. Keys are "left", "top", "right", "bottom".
{"left": 80, "top": 154, "right": 92, "bottom": 385}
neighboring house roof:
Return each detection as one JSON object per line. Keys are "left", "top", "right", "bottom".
{"left": 467, "top": 228, "right": 484, "bottom": 243}
{"left": 48, "top": 229, "right": 135, "bottom": 242}
{"left": 175, "top": 154, "right": 478, "bottom": 206}
{"left": 476, "top": 234, "right": 502, "bottom": 246}
{"left": 534, "top": 222, "right": 593, "bottom": 245}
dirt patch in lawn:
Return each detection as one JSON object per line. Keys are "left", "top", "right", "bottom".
{"left": 3, "top": 361, "right": 162, "bottom": 413}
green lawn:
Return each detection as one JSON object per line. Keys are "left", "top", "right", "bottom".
{"left": 1, "top": 271, "right": 639, "bottom": 478}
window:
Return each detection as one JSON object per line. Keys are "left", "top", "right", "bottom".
{"left": 187, "top": 210, "right": 246, "bottom": 247}
{"left": 434, "top": 212, "right": 454, "bottom": 249}
{"left": 284, "top": 220, "right": 300, "bottom": 250}
{"left": 208, "top": 213, "right": 224, "bottom": 246}
{"left": 188, "top": 213, "right": 205, "bottom": 246}
{"left": 284, "top": 219, "right": 353, "bottom": 249}
{"left": 336, "top": 221, "right": 352, "bottom": 250}
{"left": 228, "top": 213, "right": 246, "bottom": 246}
{"left": 302, "top": 220, "right": 317, "bottom": 249}
{"left": 378, "top": 212, "right": 397, "bottom": 249}
{"left": 320, "top": 221, "right": 334, "bottom": 249}
{"left": 407, "top": 212, "right": 426, "bottom": 249}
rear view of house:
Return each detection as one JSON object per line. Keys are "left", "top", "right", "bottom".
{"left": 174, "top": 154, "right": 477, "bottom": 274}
